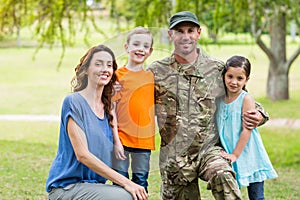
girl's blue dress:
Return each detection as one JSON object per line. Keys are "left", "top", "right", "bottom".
{"left": 216, "top": 91, "right": 277, "bottom": 187}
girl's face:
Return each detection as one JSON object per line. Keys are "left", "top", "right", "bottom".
{"left": 87, "top": 51, "right": 114, "bottom": 87}
{"left": 224, "top": 66, "right": 249, "bottom": 94}
{"left": 125, "top": 33, "right": 153, "bottom": 64}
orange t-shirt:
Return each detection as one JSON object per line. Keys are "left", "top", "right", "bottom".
{"left": 113, "top": 66, "right": 155, "bottom": 150}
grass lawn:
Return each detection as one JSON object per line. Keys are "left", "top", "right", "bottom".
{"left": 1, "top": 19, "right": 300, "bottom": 199}
{"left": 1, "top": 45, "right": 300, "bottom": 117}
{"left": 0, "top": 121, "right": 299, "bottom": 200}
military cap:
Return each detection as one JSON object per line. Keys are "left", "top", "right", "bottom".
{"left": 169, "top": 11, "right": 200, "bottom": 29}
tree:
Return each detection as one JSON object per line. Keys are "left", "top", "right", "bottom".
{"left": 0, "top": 0, "right": 38, "bottom": 46}
{"left": 246, "top": 0, "right": 300, "bottom": 100}
{"left": 1, "top": 0, "right": 299, "bottom": 100}
{"left": 0, "top": 0, "right": 107, "bottom": 66}
{"left": 133, "top": 0, "right": 300, "bottom": 101}
{"left": 155, "top": 0, "right": 300, "bottom": 101}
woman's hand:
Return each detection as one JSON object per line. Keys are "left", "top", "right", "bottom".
{"left": 124, "top": 183, "right": 148, "bottom": 200}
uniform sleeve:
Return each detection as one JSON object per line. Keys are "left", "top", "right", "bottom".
{"left": 255, "top": 101, "right": 270, "bottom": 126}
{"left": 146, "top": 62, "right": 156, "bottom": 75}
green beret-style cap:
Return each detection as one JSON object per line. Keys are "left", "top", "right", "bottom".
{"left": 169, "top": 11, "right": 200, "bottom": 29}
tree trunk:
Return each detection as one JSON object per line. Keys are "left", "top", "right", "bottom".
{"left": 267, "top": 10, "right": 289, "bottom": 100}
{"left": 267, "top": 60, "right": 289, "bottom": 100}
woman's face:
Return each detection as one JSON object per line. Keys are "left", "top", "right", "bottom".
{"left": 87, "top": 51, "right": 114, "bottom": 87}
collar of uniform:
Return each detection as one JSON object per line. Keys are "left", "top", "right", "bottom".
{"left": 169, "top": 48, "right": 204, "bottom": 77}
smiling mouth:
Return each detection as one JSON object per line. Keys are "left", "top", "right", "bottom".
{"left": 99, "top": 73, "right": 110, "bottom": 78}
{"left": 180, "top": 43, "right": 193, "bottom": 49}
{"left": 135, "top": 52, "right": 145, "bottom": 57}
{"left": 180, "top": 40, "right": 193, "bottom": 44}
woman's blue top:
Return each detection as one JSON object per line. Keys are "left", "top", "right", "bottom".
{"left": 46, "top": 92, "right": 113, "bottom": 192}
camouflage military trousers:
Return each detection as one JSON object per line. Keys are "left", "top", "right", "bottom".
{"left": 160, "top": 146, "right": 241, "bottom": 200}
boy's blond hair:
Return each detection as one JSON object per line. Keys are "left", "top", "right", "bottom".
{"left": 126, "top": 26, "right": 153, "bottom": 47}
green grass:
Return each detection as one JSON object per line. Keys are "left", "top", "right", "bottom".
{"left": 0, "top": 121, "right": 299, "bottom": 200}
{"left": 150, "top": 127, "right": 300, "bottom": 200}
{"left": 1, "top": 16, "right": 300, "bottom": 199}
{"left": 0, "top": 121, "right": 58, "bottom": 200}
{"left": 1, "top": 44, "right": 300, "bottom": 118}
{"left": 257, "top": 94, "right": 300, "bottom": 119}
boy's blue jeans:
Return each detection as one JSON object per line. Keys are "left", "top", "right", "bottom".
{"left": 247, "top": 181, "right": 264, "bottom": 200}
{"left": 113, "top": 146, "right": 151, "bottom": 192}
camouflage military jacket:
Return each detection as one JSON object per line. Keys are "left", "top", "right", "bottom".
{"left": 148, "top": 48, "right": 225, "bottom": 171}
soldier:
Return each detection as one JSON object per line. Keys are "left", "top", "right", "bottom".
{"left": 147, "top": 11, "right": 269, "bottom": 200}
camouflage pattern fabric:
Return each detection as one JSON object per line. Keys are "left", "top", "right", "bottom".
{"left": 199, "top": 146, "right": 241, "bottom": 200}
{"left": 160, "top": 146, "right": 241, "bottom": 200}
{"left": 148, "top": 48, "right": 242, "bottom": 199}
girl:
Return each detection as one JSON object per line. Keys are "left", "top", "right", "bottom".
{"left": 216, "top": 55, "right": 277, "bottom": 200}
{"left": 46, "top": 45, "right": 147, "bottom": 200}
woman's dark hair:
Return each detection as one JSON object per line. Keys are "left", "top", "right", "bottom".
{"left": 71, "top": 44, "right": 118, "bottom": 128}
{"left": 222, "top": 55, "right": 251, "bottom": 93}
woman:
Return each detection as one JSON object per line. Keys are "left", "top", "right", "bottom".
{"left": 46, "top": 45, "right": 148, "bottom": 200}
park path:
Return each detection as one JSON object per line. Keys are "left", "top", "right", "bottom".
{"left": 0, "top": 114, "right": 300, "bottom": 129}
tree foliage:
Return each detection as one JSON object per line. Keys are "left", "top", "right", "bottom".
{"left": 111, "top": 0, "right": 300, "bottom": 100}
{"left": 0, "top": 0, "right": 107, "bottom": 66}
{"left": 244, "top": 0, "right": 300, "bottom": 100}
{"left": 0, "top": 0, "right": 299, "bottom": 100}
{"left": 0, "top": 0, "right": 36, "bottom": 39}
{"left": 109, "top": 0, "right": 172, "bottom": 29}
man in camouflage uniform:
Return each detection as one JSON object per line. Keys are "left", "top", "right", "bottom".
{"left": 148, "top": 11, "right": 268, "bottom": 200}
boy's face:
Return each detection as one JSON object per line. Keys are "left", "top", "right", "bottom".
{"left": 125, "top": 33, "right": 153, "bottom": 64}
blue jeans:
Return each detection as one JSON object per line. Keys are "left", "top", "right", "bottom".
{"left": 113, "top": 146, "right": 151, "bottom": 192}
{"left": 247, "top": 181, "right": 264, "bottom": 200}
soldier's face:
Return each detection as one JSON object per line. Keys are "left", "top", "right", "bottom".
{"left": 168, "top": 22, "right": 201, "bottom": 57}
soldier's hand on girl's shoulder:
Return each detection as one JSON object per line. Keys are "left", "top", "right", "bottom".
{"left": 242, "top": 109, "right": 263, "bottom": 129}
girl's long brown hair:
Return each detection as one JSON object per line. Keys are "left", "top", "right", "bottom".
{"left": 71, "top": 45, "right": 118, "bottom": 128}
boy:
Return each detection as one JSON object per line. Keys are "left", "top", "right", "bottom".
{"left": 112, "top": 27, "right": 155, "bottom": 193}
